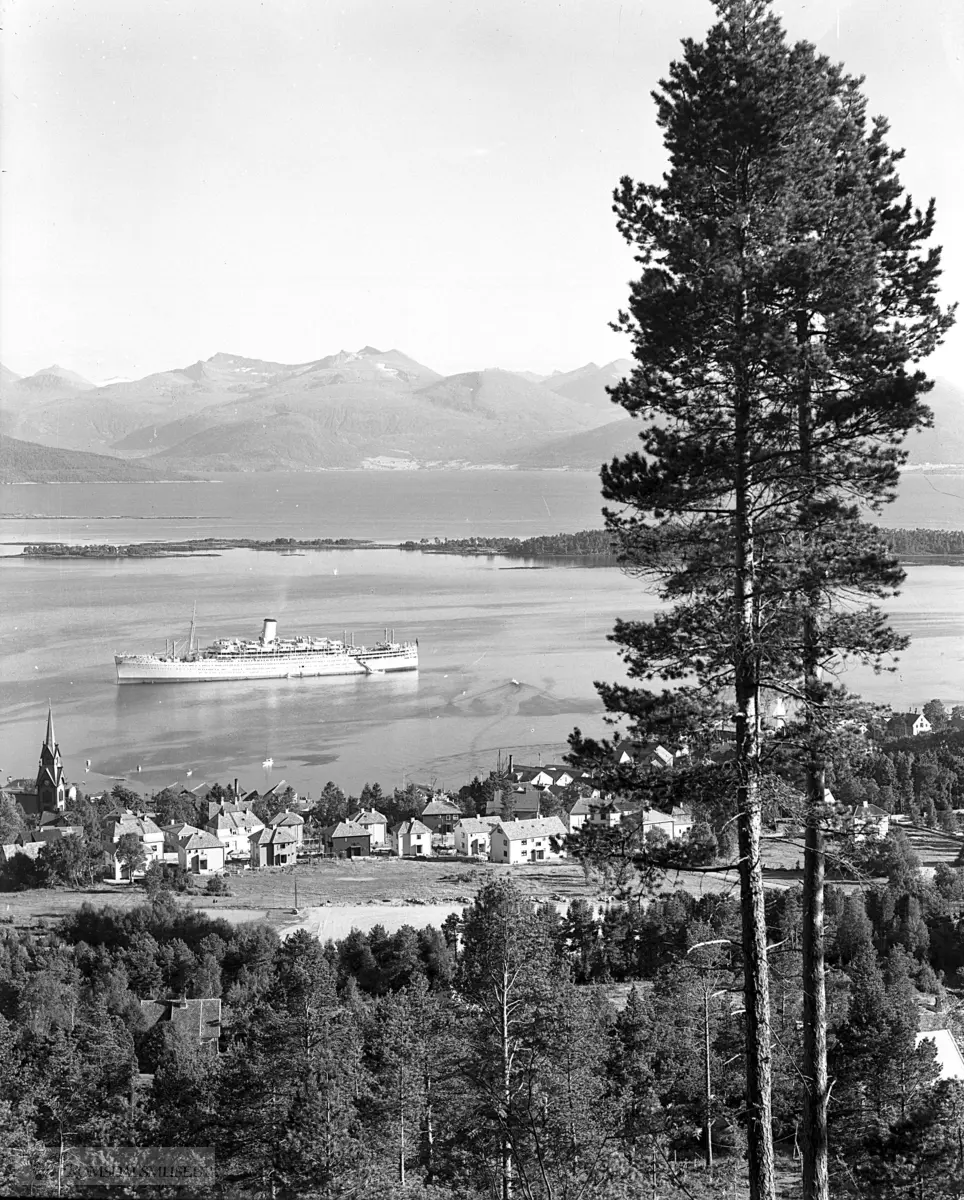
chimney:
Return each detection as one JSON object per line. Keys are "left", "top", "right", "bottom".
{"left": 508, "top": 754, "right": 513, "bottom": 773}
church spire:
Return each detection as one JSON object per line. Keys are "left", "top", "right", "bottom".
{"left": 37, "top": 705, "right": 66, "bottom": 813}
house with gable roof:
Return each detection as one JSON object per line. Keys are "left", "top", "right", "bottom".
{"left": 249, "top": 824, "right": 298, "bottom": 869}
{"left": 848, "top": 800, "right": 890, "bottom": 842}
{"left": 486, "top": 784, "right": 543, "bottom": 821}
{"left": 419, "top": 796, "right": 463, "bottom": 836}
{"left": 886, "top": 710, "right": 932, "bottom": 738}
{"left": 321, "top": 820, "right": 371, "bottom": 858}
{"left": 562, "top": 794, "right": 593, "bottom": 835}
{"left": 269, "top": 810, "right": 305, "bottom": 847}
{"left": 391, "top": 819, "right": 433, "bottom": 857}
{"left": 177, "top": 829, "right": 226, "bottom": 875}
{"left": 453, "top": 815, "right": 503, "bottom": 858}
{"left": 207, "top": 807, "right": 265, "bottom": 859}
{"left": 30, "top": 812, "right": 83, "bottom": 843}
{"left": 489, "top": 816, "right": 568, "bottom": 865}
{"left": 139, "top": 998, "right": 222, "bottom": 1061}
{"left": 104, "top": 810, "right": 164, "bottom": 881}
{"left": 351, "top": 808, "right": 388, "bottom": 847}
{"left": 1, "top": 838, "right": 46, "bottom": 866}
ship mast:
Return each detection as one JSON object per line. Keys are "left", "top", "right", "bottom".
{"left": 188, "top": 602, "right": 197, "bottom": 658}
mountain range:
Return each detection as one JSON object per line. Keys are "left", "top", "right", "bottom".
{"left": 1, "top": 348, "right": 962, "bottom": 480}
{"left": 0, "top": 348, "right": 636, "bottom": 476}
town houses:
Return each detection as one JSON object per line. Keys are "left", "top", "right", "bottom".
{"left": 5, "top": 693, "right": 960, "bottom": 889}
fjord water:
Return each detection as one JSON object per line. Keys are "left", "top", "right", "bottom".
{"left": 2, "top": 471, "right": 962, "bottom": 798}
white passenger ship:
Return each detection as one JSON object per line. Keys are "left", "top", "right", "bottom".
{"left": 114, "top": 617, "right": 418, "bottom": 684}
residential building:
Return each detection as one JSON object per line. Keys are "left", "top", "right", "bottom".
{"left": 509, "top": 763, "right": 575, "bottom": 789}
{"left": 177, "top": 830, "right": 226, "bottom": 875}
{"left": 849, "top": 801, "right": 890, "bottom": 841}
{"left": 268, "top": 810, "right": 305, "bottom": 847}
{"left": 588, "top": 799, "right": 638, "bottom": 829}
{"left": 321, "top": 821, "right": 371, "bottom": 858}
{"left": 453, "top": 815, "right": 502, "bottom": 857}
{"left": 489, "top": 817, "right": 568, "bottom": 865}
{"left": 562, "top": 794, "right": 592, "bottom": 835}
{"left": 162, "top": 822, "right": 201, "bottom": 859}
{"left": 391, "top": 819, "right": 433, "bottom": 857}
{"left": 104, "top": 810, "right": 164, "bottom": 881}
{"left": 249, "top": 825, "right": 298, "bottom": 868}
{"left": 419, "top": 796, "right": 463, "bottom": 835}
{"left": 0, "top": 839, "right": 46, "bottom": 865}
{"left": 139, "top": 998, "right": 221, "bottom": 1055}
{"left": 207, "top": 807, "right": 265, "bottom": 860}
{"left": 29, "top": 812, "right": 82, "bottom": 842}
{"left": 887, "top": 710, "right": 933, "bottom": 738}
{"left": 486, "top": 784, "right": 542, "bottom": 821}
{"left": 351, "top": 808, "right": 388, "bottom": 847}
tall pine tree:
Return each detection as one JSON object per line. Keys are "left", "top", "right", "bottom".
{"left": 590, "top": 2, "right": 953, "bottom": 1197}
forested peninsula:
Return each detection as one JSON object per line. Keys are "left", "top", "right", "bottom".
{"left": 19, "top": 526, "right": 964, "bottom": 561}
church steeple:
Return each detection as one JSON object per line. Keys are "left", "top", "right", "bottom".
{"left": 44, "top": 704, "right": 56, "bottom": 754}
{"left": 36, "top": 705, "right": 66, "bottom": 813}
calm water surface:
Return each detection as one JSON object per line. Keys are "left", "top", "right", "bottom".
{"left": 1, "top": 471, "right": 962, "bottom": 798}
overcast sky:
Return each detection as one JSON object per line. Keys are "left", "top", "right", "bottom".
{"left": 1, "top": 0, "right": 962, "bottom": 383}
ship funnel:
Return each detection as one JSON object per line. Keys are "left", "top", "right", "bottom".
{"left": 262, "top": 618, "right": 278, "bottom": 644}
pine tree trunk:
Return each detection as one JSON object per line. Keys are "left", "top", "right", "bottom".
{"left": 734, "top": 347, "right": 776, "bottom": 1200}
{"left": 501, "top": 961, "right": 513, "bottom": 1200}
{"left": 422, "top": 1069, "right": 435, "bottom": 1181}
{"left": 798, "top": 348, "right": 830, "bottom": 1200}
{"left": 802, "top": 745, "right": 829, "bottom": 1200}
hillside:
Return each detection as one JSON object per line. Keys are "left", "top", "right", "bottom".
{"left": 517, "top": 417, "right": 640, "bottom": 469}
{"left": 0, "top": 435, "right": 190, "bottom": 484}
{"left": 905, "top": 379, "right": 964, "bottom": 467}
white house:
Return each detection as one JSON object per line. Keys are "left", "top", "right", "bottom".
{"left": 849, "top": 801, "right": 890, "bottom": 841}
{"left": 104, "top": 810, "right": 164, "bottom": 881}
{"left": 391, "top": 819, "right": 433, "bottom": 857}
{"left": 453, "top": 816, "right": 502, "bottom": 857}
{"left": 162, "top": 821, "right": 201, "bottom": 863}
{"left": 207, "top": 808, "right": 265, "bottom": 860}
{"left": 888, "top": 710, "right": 933, "bottom": 738}
{"left": 352, "top": 808, "right": 389, "bottom": 847}
{"left": 563, "top": 795, "right": 592, "bottom": 835}
{"left": 637, "top": 806, "right": 693, "bottom": 840}
{"left": 104, "top": 806, "right": 164, "bottom": 883}
{"left": 489, "top": 816, "right": 568, "bottom": 865}
{"left": 177, "top": 830, "right": 226, "bottom": 875}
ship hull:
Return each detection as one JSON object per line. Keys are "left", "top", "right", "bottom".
{"left": 114, "top": 648, "right": 417, "bottom": 684}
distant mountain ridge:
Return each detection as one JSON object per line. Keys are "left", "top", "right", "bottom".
{"left": 0, "top": 347, "right": 634, "bottom": 474}
{"left": 0, "top": 434, "right": 193, "bottom": 484}
{"left": 2, "top": 349, "right": 960, "bottom": 477}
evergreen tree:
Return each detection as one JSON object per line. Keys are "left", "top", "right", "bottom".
{"left": 457, "top": 880, "right": 558, "bottom": 1200}
{"left": 584, "top": 1, "right": 953, "bottom": 1194}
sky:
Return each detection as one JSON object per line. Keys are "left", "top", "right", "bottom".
{"left": 1, "top": 0, "right": 962, "bottom": 384}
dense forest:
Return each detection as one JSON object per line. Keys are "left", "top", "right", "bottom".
{"left": 400, "top": 527, "right": 964, "bottom": 562}
{"left": 2, "top": 874, "right": 964, "bottom": 1198}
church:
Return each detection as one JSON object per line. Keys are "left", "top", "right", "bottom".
{"left": 12, "top": 708, "right": 77, "bottom": 818}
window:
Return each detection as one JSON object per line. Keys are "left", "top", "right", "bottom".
{"left": 199, "top": 858, "right": 208, "bottom": 870}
